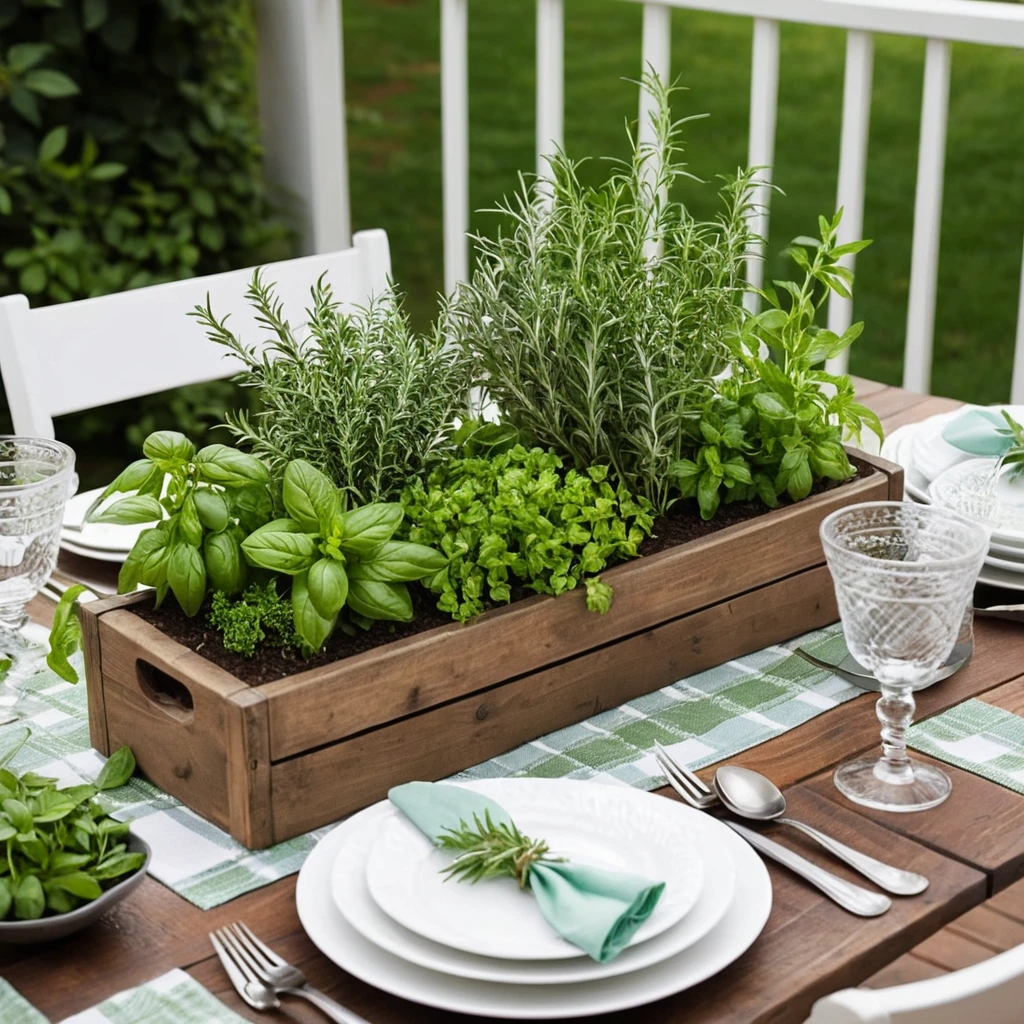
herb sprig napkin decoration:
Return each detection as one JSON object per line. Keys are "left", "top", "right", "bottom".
{"left": 942, "top": 408, "right": 1024, "bottom": 466}
{"left": 388, "top": 782, "right": 665, "bottom": 962}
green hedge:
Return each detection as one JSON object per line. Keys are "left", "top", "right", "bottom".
{"left": 0, "top": 0, "right": 293, "bottom": 473}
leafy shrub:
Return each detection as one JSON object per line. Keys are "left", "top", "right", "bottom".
{"left": 445, "top": 80, "right": 755, "bottom": 512}
{"left": 0, "top": 0, "right": 292, "bottom": 460}
{"left": 208, "top": 581, "right": 300, "bottom": 657}
{"left": 196, "top": 273, "right": 473, "bottom": 505}
{"left": 401, "top": 445, "right": 655, "bottom": 622}
{"left": 671, "top": 213, "right": 883, "bottom": 518}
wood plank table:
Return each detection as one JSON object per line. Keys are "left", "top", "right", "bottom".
{"left": 3, "top": 380, "right": 1022, "bottom": 1024}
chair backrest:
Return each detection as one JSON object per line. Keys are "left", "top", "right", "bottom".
{"left": 436, "top": 0, "right": 1024, "bottom": 400}
{"left": 0, "top": 229, "right": 391, "bottom": 439}
{"left": 804, "top": 942, "right": 1024, "bottom": 1023}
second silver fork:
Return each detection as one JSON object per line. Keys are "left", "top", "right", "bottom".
{"left": 654, "top": 745, "right": 892, "bottom": 917}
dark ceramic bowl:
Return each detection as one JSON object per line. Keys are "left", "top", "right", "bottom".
{"left": 0, "top": 833, "right": 150, "bottom": 944}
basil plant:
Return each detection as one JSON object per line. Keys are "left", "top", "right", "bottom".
{"left": 241, "top": 460, "right": 448, "bottom": 650}
{"left": 89, "top": 431, "right": 272, "bottom": 614}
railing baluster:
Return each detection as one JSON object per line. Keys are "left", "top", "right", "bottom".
{"left": 536, "top": 0, "right": 565, "bottom": 198}
{"left": 744, "top": 17, "right": 781, "bottom": 314}
{"left": 903, "top": 37, "right": 951, "bottom": 394}
{"left": 638, "top": 3, "right": 672, "bottom": 260}
{"left": 1013, "top": 235, "right": 1024, "bottom": 403}
{"left": 826, "top": 30, "right": 874, "bottom": 377}
{"left": 441, "top": 0, "right": 470, "bottom": 293}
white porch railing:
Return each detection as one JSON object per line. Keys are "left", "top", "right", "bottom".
{"left": 437, "top": 0, "right": 1024, "bottom": 401}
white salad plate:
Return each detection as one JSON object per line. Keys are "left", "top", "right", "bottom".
{"left": 297, "top": 788, "right": 770, "bottom": 1019}
{"left": 881, "top": 424, "right": 931, "bottom": 503}
{"left": 334, "top": 785, "right": 735, "bottom": 984}
{"left": 909, "top": 409, "right": 974, "bottom": 485}
{"left": 365, "top": 778, "right": 703, "bottom": 962}
{"left": 61, "top": 487, "right": 145, "bottom": 555}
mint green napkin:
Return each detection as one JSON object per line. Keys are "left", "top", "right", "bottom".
{"left": 942, "top": 408, "right": 1014, "bottom": 457}
{"left": 389, "top": 781, "right": 665, "bottom": 962}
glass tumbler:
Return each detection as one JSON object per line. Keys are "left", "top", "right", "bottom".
{"left": 0, "top": 437, "right": 75, "bottom": 637}
{"left": 820, "top": 501, "right": 988, "bottom": 812}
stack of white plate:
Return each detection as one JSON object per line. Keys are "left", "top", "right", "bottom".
{"left": 60, "top": 487, "right": 144, "bottom": 564}
{"left": 295, "top": 778, "right": 771, "bottom": 1018}
{"left": 881, "top": 405, "right": 1024, "bottom": 592}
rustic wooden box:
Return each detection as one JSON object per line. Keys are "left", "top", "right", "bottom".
{"left": 81, "top": 450, "right": 901, "bottom": 848}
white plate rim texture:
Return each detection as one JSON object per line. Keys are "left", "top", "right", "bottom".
{"left": 296, "top": 796, "right": 771, "bottom": 1019}
{"left": 331, "top": 798, "right": 736, "bottom": 984}
{"left": 364, "top": 778, "right": 704, "bottom": 961}
{"left": 62, "top": 488, "right": 145, "bottom": 554}
{"left": 59, "top": 537, "right": 127, "bottom": 564}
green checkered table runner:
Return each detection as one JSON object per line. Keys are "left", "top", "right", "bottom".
{"left": 0, "top": 969, "right": 248, "bottom": 1023}
{"left": 0, "top": 621, "right": 861, "bottom": 909}
{"left": 908, "top": 698, "right": 1024, "bottom": 795}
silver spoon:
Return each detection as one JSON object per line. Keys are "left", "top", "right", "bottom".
{"left": 713, "top": 765, "right": 929, "bottom": 896}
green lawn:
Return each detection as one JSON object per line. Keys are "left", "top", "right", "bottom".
{"left": 343, "top": 0, "right": 1024, "bottom": 404}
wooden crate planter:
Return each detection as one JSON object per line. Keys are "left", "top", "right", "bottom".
{"left": 81, "top": 450, "right": 902, "bottom": 848}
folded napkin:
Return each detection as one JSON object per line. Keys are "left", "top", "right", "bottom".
{"left": 389, "top": 781, "right": 665, "bottom": 962}
{"left": 941, "top": 408, "right": 1015, "bottom": 457}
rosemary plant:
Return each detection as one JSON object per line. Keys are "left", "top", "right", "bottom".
{"left": 193, "top": 275, "right": 473, "bottom": 505}
{"left": 438, "top": 811, "right": 563, "bottom": 889}
{"left": 445, "top": 79, "right": 756, "bottom": 511}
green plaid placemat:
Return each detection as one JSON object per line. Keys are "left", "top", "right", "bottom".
{"left": 0, "top": 621, "right": 860, "bottom": 909}
{"left": 0, "top": 969, "right": 249, "bottom": 1023}
{"left": 908, "top": 699, "right": 1024, "bottom": 795}
{"left": 0, "top": 979, "right": 47, "bottom": 1024}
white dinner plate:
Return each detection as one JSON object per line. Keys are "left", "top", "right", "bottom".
{"left": 333, "top": 788, "right": 735, "bottom": 984}
{"left": 297, "top": 796, "right": 770, "bottom": 1019}
{"left": 977, "top": 564, "right": 1024, "bottom": 592}
{"left": 909, "top": 409, "right": 974, "bottom": 484}
{"left": 59, "top": 537, "right": 127, "bottom": 564}
{"left": 985, "top": 552, "right": 1024, "bottom": 573}
{"left": 883, "top": 423, "right": 931, "bottom": 503}
{"left": 365, "top": 779, "right": 703, "bottom": 961}
{"left": 62, "top": 487, "right": 146, "bottom": 554}
{"left": 989, "top": 537, "right": 1024, "bottom": 558}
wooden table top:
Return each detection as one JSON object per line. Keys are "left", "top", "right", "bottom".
{"left": 4, "top": 379, "right": 1022, "bottom": 1024}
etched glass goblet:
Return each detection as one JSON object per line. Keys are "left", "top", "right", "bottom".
{"left": 820, "top": 501, "right": 988, "bottom": 812}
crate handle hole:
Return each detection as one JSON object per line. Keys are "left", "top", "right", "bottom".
{"left": 137, "top": 661, "right": 194, "bottom": 722}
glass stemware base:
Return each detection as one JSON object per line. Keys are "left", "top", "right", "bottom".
{"left": 834, "top": 756, "right": 952, "bottom": 812}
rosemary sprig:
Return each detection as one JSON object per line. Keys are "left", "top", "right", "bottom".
{"left": 437, "top": 811, "right": 564, "bottom": 889}
{"left": 997, "top": 411, "right": 1024, "bottom": 480}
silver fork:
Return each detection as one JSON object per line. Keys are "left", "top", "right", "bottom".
{"left": 211, "top": 921, "right": 369, "bottom": 1023}
{"left": 654, "top": 742, "right": 926, "bottom": 895}
{"left": 653, "top": 745, "right": 892, "bottom": 917}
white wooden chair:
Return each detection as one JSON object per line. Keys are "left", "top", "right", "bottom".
{"left": 804, "top": 942, "right": 1024, "bottom": 1023}
{"left": 0, "top": 229, "right": 391, "bottom": 439}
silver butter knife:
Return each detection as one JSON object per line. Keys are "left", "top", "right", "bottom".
{"left": 724, "top": 820, "right": 892, "bottom": 917}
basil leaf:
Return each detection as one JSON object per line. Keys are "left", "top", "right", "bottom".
{"left": 307, "top": 557, "right": 349, "bottom": 618}
{"left": 194, "top": 444, "right": 270, "bottom": 487}
{"left": 167, "top": 542, "right": 207, "bottom": 617}
{"left": 282, "top": 459, "right": 341, "bottom": 533}
{"left": 119, "top": 524, "right": 168, "bottom": 594}
{"left": 84, "top": 458, "right": 157, "bottom": 520}
{"left": 143, "top": 430, "right": 195, "bottom": 470}
{"left": 14, "top": 874, "right": 44, "bottom": 920}
{"left": 46, "top": 871, "right": 102, "bottom": 901}
{"left": 230, "top": 484, "right": 272, "bottom": 533}
{"left": 179, "top": 493, "right": 203, "bottom": 547}
{"left": 0, "top": 727, "right": 28, "bottom": 769}
{"left": 291, "top": 570, "right": 337, "bottom": 651}
{"left": 204, "top": 529, "right": 246, "bottom": 595}
{"left": 0, "top": 877, "right": 10, "bottom": 920}
{"left": 241, "top": 526, "right": 318, "bottom": 575}
{"left": 46, "top": 584, "right": 87, "bottom": 684}
{"left": 339, "top": 503, "right": 404, "bottom": 556}
{"left": 348, "top": 540, "right": 447, "bottom": 582}
{"left": 95, "top": 745, "right": 135, "bottom": 791}
{"left": 89, "top": 493, "right": 164, "bottom": 526}
{"left": 91, "top": 851, "right": 145, "bottom": 880}
{"left": 140, "top": 539, "right": 172, "bottom": 589}
{"left": 346, "top": 579, "right": 414, "bottom": 622}
{"left": 3, "top": 798, "right": 32, "bottom": 832}
{"left": 193, "top": 488, "right": 229, "bottom": 532}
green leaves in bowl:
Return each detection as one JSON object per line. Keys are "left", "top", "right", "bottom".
{"left": 0, "top": 730, "right": 143, "bottom": 921}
